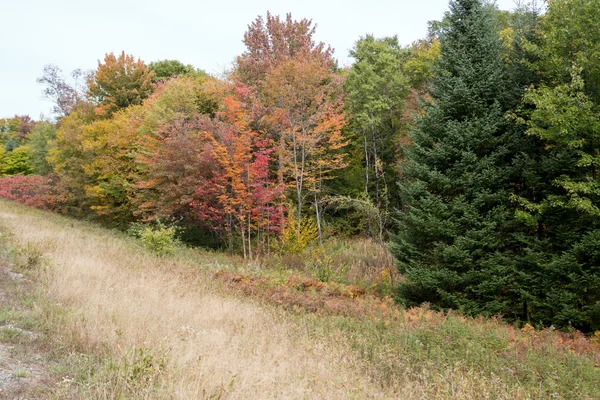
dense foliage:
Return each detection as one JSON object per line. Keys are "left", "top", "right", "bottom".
{"left": 391, "top": 0, "right": 535, "bottom": 321}
{"left": 1, "top": 0, "right": 599, "bottom": 331}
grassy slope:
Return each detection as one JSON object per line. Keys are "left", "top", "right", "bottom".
{"left": 0, "top": 199, "right": 599, "bottom": 399}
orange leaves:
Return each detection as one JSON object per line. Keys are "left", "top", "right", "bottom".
{"left": 87, "top": 51, "right": 155, "bottom": 117}
{"left": 234, "top": 13, "right": 348, "bottom": 233}
{"left": 260, "top": 56, "right": 348, "bottom": 207}
{"left": 221, "top": 95, "right": 249, "bottom": 132}
{"left": 506, "top": 323, "right": 600, "bottom": 359}
{"left": 196, "top": 87, "right": 285, "bottom": 257}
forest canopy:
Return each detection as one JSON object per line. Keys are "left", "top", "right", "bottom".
{"left": 1, "top": 0, "right": 599, "bottom": 332}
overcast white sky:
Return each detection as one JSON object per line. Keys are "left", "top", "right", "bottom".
{"left": 0, "top": 0, "right": 518, "bottom": 119}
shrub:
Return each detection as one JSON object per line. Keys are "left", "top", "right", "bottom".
{"left": 0, "top": 174, "right": 68, "bottom": 212}
{"left": 277, "top": 207, "right": 318, "bottom": 255}
{"left": 133, "top": 222, "right": 179, "bottom": 256}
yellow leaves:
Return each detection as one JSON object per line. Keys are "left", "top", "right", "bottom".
{"left": 379, "top": 268, "right": 392, "bottom": 282}
{"left": 499, "top": 27, "right": 515, "bottom": 61}
{"left": 521, "top": 323, "right": 536, "bottom": 334}
{"left": 404, "top": 39, "right": 441, "bottom": 89}
{"left": 278, "top": 206, "right": 318, "bottom": 254}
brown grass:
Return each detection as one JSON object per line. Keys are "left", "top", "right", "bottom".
{"left": 1, "top": 199, "right": 600, "bottom": 399}
{"left": 0, "top": 200, "right": 386, "bottom": 398}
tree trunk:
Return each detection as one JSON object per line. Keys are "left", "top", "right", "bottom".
{"left": 314, "top": 191, "right": 322, "bottom": 245}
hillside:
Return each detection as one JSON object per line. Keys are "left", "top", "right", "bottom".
{"left": 1, "top": 199, "right": 599, "bottom": 399}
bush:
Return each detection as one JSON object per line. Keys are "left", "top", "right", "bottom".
{"left": 131, "top": 222, "right": 179, "bottom": 256}
{"left": 0, "top": 174, "right": 68, "bottom": 212}
{"left": 277, "top": 207, "right": 318, "bottom": 255}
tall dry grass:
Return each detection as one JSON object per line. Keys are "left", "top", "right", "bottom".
{"left": 2, "top": 199, "right": 600, "bottom": 399}
{"left": 0, "top": 201, "right": 385, "bottom": 399}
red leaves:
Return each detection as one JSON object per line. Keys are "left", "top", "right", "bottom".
{"left": 135, "top": 115, "right": 222, "bottom": 222}
{"left": 0, "top": 175, "right": 68, "bottom": 212}
{"left": 235, "top": 12, "right": 334, "bottom": 87}
{"left": 190, "top": 90, "right": 285, "bottom": 255}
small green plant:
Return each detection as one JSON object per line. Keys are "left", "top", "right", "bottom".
{"left": 125, "top": 347, "right": 167, "bottom": 385}
{"left": 98, "top": 347, "right": 168, "bottom": 395}
{"left": 131, "top": 221, "right": 179, "bottom": 256}
{"left": 308, "top": 248, "right": 336, "bottom": 282}
{"left": 13, "top": 368, "right": 28, "bottom": 378}
{"left": 17, "top": 242, "right": 43, "bottom": 270}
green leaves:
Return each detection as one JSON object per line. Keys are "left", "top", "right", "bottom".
{"left": 148, "top": 59, "right": 199, "bottom": 83}
{"left": 25, "top": 122, "right": 56, "bottom": 175}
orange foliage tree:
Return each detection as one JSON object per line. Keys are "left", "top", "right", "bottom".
{"left": 87, "top": 51, "right": 155, "bottom": 117}
{"left": 193, "top": 87, "right": 284, "bottom": 257}
{"left": 235, "top": 13, "right": 348, "bottom": 242}
{"left": 262, "top": 58, "right": 347, "bottom": 241}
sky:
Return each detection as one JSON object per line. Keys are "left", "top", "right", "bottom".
{"left": 0, "top": 0, "right": 518, "bottom": 119}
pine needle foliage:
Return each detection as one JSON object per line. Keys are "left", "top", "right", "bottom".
{"left": 391, "top": 0, "right": 533, "bottom": 319}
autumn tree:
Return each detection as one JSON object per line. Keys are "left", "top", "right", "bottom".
{"left": 1, "top": 116, "right": 36, "bottom": 150}
{"left": 235, "top": 12, "right": 333, "bottom": 88}
{"left": 136, "top": 115, "right": 219, "bottom": 222}
{"left": 235, "top": 13, "right": 347, "bottom": 242}
{"left": 37, "top": 65, "right": 87, "bottom": 118}
{"left": 48, "top": 106, "right": 98, "bottom": 214}
{"left": 132, "top": 75, "right": 220, "bottom": 219}
{"left": 134, "top": 78, "right": 283, "bottom": 256}
{"left": 261, "top": 57, "right": 346, "bottom": 241}
{"left": 0, "top": 116, "right": 37, "bottom": 177}
{"left": 194, "top": 90, "right": 284, "bottom": 257}
{"left": 87, "top": 51, "right": 155, "bottom": 117}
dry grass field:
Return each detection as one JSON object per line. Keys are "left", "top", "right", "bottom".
{"left": 1, "top": 199, "right": 599, "bottom": 399}
{"left": 0, "top": 201, "right": 387, "bottom": 398}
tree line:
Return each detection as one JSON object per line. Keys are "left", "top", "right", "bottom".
{"left": 1, "top": 0, "right": 599, "bottom": 332}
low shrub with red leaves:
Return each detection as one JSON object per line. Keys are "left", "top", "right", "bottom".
{"left": 0, "top": 175, "right": 69, "bottom": 213}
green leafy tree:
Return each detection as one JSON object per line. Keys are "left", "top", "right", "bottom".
{"left": 1, "top": 146, "right": 32, "bottom": 176}
{"left": 391, "top": 0, "right": 531, "bottom": 318}
{"left": 48, "top": 108, "right": 97, "bottom": 214}
{"left": 510, "top": 0, "right": 600, "bottom": 331}
{"left": 149, "top": 60, "right": 200, "bottom": 82}
{"left": 403, "top": 39, "right": 441, "bottom": 91}
{"left": 0, "top": 148, "right": 5, "bottom": 173}
{"left": 26, "top": 122, "right": 57, "bottom": 175}
{"left": 345, "top": 35, "right": 410, "bottom": 223}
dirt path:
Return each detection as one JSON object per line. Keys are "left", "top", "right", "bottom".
{"left": 0, "top": 201, "right": 388, "bottom": 399}
{"left": 0, "top": 263, "right": 49, "bottom": 399}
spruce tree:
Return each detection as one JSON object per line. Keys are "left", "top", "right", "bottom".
{"left": 391, "top": 0, "right": 529, "bottom": 317}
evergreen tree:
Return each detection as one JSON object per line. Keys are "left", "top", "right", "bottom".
{"left": 391, "top": 0, "right": 531, "bottom": 317}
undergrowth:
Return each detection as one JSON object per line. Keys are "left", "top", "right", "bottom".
{"left": 0, "top": 222, "right": 173, "bottom": 398}
{"left": 1, "top": 200, "right": 600, "bottom": 398}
